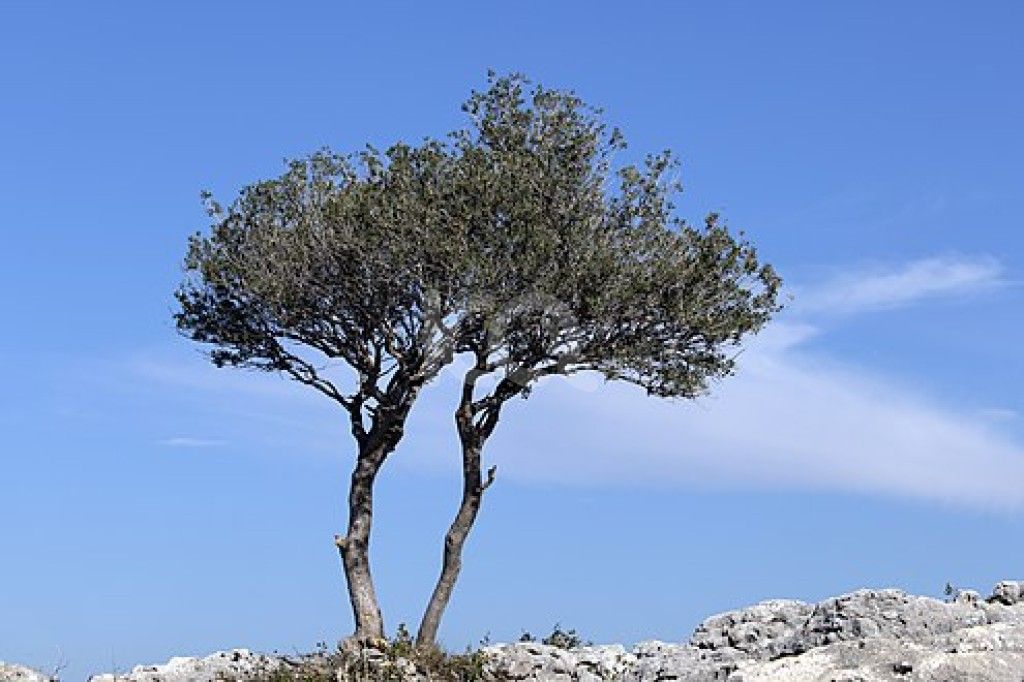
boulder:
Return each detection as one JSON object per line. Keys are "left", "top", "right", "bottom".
{"left": 0, "top": 662, "right": 52, "bottom": 682}
{"left": 990, "top": 581, "right": 1024, "bottom": 606}
{"left": 86, "top": 649, "right": 282, "bottom": 682}
{"left": 728, "top": 637, "right": 1024, "bottom": 682}
{"left": 690, "top": 598, "right": 814, "bottom": 660}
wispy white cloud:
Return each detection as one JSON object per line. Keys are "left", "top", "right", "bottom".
{"left": 399, "top": 254, "right": 1022, "bottom": 510}
{"left": 135, "top": 254, "right": 1023, "bottom": 510}
{"left": 156, "top": 437, "right": 226, "bottom": 448}
{"left": 416, "top": 321, "right": 1024, "bottom": 510}
{"left": 977, "top": 408, "right": 1019, "bottom": 423}
{"left": 794, "top": 256, "right": 1004, "bottom": 315}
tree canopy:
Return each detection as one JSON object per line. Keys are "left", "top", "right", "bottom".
{"left": 175, "top": 72, "right": 782, "bottom": 645}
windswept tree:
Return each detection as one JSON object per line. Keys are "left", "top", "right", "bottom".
{"left": 175, "top": 144, "right": 469, "bottom": 642}
{"left": 413, "top": 75, "right": 782, "bottom": 646}
{"left": 176, "top": 72, "right": 781, "bottom": 649}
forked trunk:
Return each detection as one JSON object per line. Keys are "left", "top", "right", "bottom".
{"left": 416, "top": 444, "right": 494, "bottom": 647}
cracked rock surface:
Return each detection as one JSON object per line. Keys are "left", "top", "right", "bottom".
{"left": 483, "top": 581, "right": 1024, "bottom": 681}
{"left": 0, "top": 662, "right": 53, "bottom": 682}
{"left": 86, "top": 650, "right": 283, "bottom": 682}
{"left": 20, "top": 580, "right": 1024, "bottom": 680}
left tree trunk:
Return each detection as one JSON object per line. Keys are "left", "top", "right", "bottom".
{"left": 337, "top": 400, "right": 416, "bottom": 645}
{"left": 415, "top": 443, "right": 493, "bottom": 648}
{"left": 337, "top": 451, "right": 387, "bottom": 643}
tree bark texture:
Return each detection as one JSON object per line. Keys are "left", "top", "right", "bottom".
{"left": 336, "top": 452, "right": 387, "bottom": 642}
{"left": 336, "top": 396, "right": 416, "bottom": 644}
{"left": 416, "top": 399, "right": 497, "bottom": 647}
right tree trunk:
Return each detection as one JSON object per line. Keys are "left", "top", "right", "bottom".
{"left": 416, "top": 444, "right": 490, "bottom": 648}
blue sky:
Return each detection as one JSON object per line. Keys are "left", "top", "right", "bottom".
{"left": 2, "top": 2, "right": 1022, "bottom": 679}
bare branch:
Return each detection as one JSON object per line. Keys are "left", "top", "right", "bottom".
{"left": 480, "top": 465, "right": 497, "bottom": 492}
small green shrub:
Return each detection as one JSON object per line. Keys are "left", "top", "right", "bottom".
{"left": 244, "top": 627, "right": 494, "bottom": 681}
{"left": 540, "top": 624, "right": 591, "bottom": 650}
{"left": 943, "top": 582, "right": 962, "bottom": 603}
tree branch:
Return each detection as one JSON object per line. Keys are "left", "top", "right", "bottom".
{"left": 480, "top": 464, "right": 497, "bottom": 493}
{"left": 275, "top": 349, "right": 351, "bottom": 409}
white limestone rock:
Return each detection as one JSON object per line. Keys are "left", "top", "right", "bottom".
{"left": 86, "top": 649, "right": 282, "bottom": 682}
{"left": 0, "top": 662, "right": 52, "bottom": 682}
{"left": 991, "top": 581, "right": 1024, "bottom": 606}
{"left": 691, "top": 598, "right": 814, "bottom": 660}
{"left": 729, "top": 635, "right": 1024, "bottom": 682}
{"left": 69, "top": 579, "right": 1024, "bottom": 682}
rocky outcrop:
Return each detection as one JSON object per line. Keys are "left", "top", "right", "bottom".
{"left": 20, "top": 580, "right": 1024, "bottom": 680}
{"left": 0, "top": 661, "right": 53, "bottom": 682}
{"left": 482, "top": 580, "right": 1024, "bottom": 681}
{"left": 86, "top": 650, "right": 283, "bottom": 682}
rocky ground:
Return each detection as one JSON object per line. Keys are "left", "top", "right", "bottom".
{"left": 6, "top": 580, "right": 1024, "bottom": 681}
{"left": 0, "top": 662, "right": 55, "bottom": 682}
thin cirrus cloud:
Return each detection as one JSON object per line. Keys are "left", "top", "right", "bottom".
{"left": 793, "top": 256, "right": 1005, "bottom": 315}
{"left": 467, "top": 320, "right": 1024, "bottom": 511}
{"left": 156, "top": 437, "right": 226, "bottom": 448}
{"left": 141, "top": 255, "right": 1022, "bottom": 509}
{"left": 404, "top": 255, "right": 1023, "bottom": 510}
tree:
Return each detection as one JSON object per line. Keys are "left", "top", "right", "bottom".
{"left": 413, "top": 75, "right": 782, "bottom": 646}
{"left": 175, "top": 72, "right": 782, "bottom": 649}
{"left": 175, "top": 144, "right": 468, "bottom": 642}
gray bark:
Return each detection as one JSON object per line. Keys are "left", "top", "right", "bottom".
{"left": 416, "top": 447, "right": 495, "bottom": 647}
{"left": 416, "top": 375, "right": 500, "bottom": 648}
{"left": 336, "top": 392, "right": 416, "bottom": 644}
{"left": 336, "top": 452, "right": 386, "bottom": 642}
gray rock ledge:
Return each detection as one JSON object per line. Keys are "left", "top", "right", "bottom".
{"left": 0, "top": 661, "right": 54, "bottom": 682}
{"left": 19, "top": 579, "right": 1024, "bottom": 681}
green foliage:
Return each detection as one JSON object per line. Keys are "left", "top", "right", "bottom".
{"left": 517, "top": 623, "right": 591, "bottom": 649}
{"left": 176, "top": 71, "right": 782, "bottom": 422}
{"left": 241, "top": 631, "right": 493, "bottom": 681}
{"left": 225, "top": 624, "right": 596, "bottom": 681}
{"left": 446, "top": 75, "right": 782, "bottom": 404}
{"left": 541, "top": 624, "right": 591, "bottom": 650}
{"left": 175, "top": 71, "right": 783, "bottom": 650}
{"left": 944, "top": 581, "right": 962, "bottom": 603}
{"left": 230, "top": 623, "right": 593, "bottom": 681}
{"left": 387, "top": 623, "right": 415, "bottom": 661}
